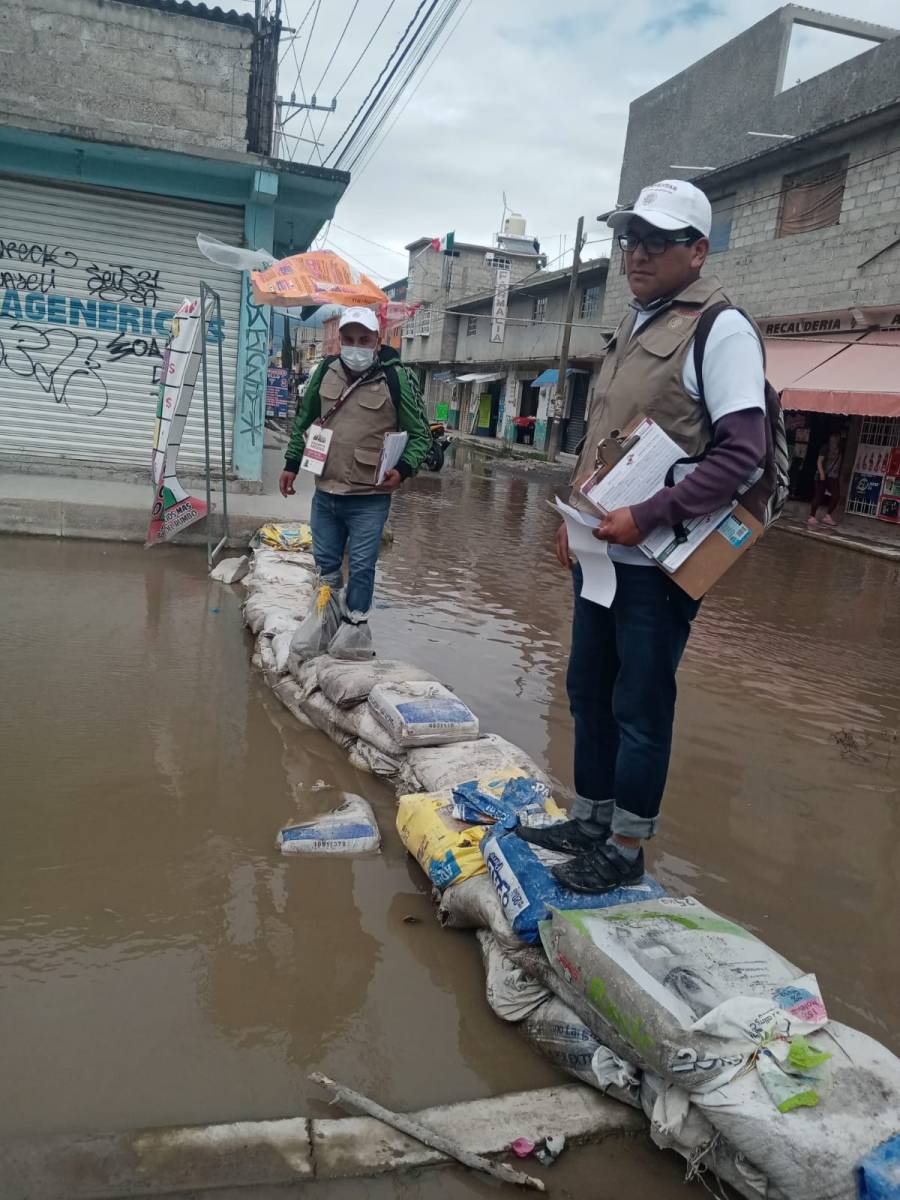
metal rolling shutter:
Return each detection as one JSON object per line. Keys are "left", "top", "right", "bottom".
{"left": 563, "top": 384, "right": 588, "bottom": 455}
{"left": 0, "top": 177, "right": 243, "bottom": 469}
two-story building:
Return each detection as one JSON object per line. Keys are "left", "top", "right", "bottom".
{"left": 603, "top": 6, "right": 900, "bottom": 525}
{"left": 0, "top": 0, "right": 348, "bottom": 488}
{"left": 436, "top": 259, "right": 610, "bottom": 454}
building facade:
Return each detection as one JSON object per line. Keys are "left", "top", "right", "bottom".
{"left": 604, "top": 8, "right": 900, "bottom": 525}
{"left": 0, "top": 0, "right": 348, "bottom": 486}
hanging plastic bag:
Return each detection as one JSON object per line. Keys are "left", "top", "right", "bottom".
{"left": 329, "top": 618, "right": 376, "bottom": 661}
{"left": 289, "top": 583, "right": 342, "bottom": 663}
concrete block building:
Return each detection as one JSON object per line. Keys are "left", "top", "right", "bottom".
{"left": 0, "top": 0, "right": 348, "bottom": 487}
{"left": 603, "top": 6, "right": 900, "bottom": 526}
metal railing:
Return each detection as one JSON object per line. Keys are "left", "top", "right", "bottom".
{"left": 199, "top": 282, "right": 230, "bottom": 569}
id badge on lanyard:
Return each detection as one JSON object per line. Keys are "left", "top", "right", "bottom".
{"left": 300, "top": 422, "right": 334, "bottom": 476}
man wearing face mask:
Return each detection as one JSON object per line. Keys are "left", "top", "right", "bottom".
{"left": 279, "top": 307, "right": 430, "bottom": 654}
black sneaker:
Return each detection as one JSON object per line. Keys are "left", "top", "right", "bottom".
{"left": 516, "top": 819, "right": 610, "bottom": 855}
{"left": 551, "top": 843, "right": 645, "bottom": 894}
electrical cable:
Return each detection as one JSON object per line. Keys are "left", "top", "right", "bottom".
{"left": 324, "top": 0, "right": 434, "bottom": 166}
{"left": 324, "top": 238, "right": 392, "bottom": 281}
{"left": 311, "top": 0, "right": 361, "bottom": 95}
{"left": 278, "top": 0, "right": 316, "bottom": 66}
{"left": 330, "top": 223, "right": 409, "bottom": 259}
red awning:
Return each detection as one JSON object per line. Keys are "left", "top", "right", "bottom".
{"left": 763, "top": 337, "right": 857, "bottom": 391}
{"left": 780, "top": 337, "right": 900, "bottom": 417}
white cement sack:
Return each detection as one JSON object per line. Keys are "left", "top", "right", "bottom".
{"left": 210, "top": 555, "right": 249, "bottom": 584}
{"left": 397, "top": 734, "right": 551, "bottom": 796}
{"left": 299, "top": 690, "right": 357, "bottom": 751}
{"left": 271, "top": 628, "right": 296, "bottom": 674}
{"left": 243, "top": 582, "right": 313, "bottom": 635}
{"left": 248, "top": 549, "right": 317, "bottom": 588}
{"left": 277, "top": 794, "right": 380, "bottom": 855}
{"left": 692, "top": 1021, "right": 900, "bottom": 1200}
{"left": 300, "top": 692, "right": 404, "bottom": 760}
{"left": 348, "top": 739, "right": 404, "bottom": 780}
{"left": 289, "top": 657, "right": 322, "bottom": 701}
{"left": 252, "top": 632, "right": 278, "bottom": 682}
{"left": 640, "top": 1073, "right": 773, "bottom": 1200}
{"left": 436, "top": 874, "right": 526, "bottom": 950}
{"left": 476, "top": 931, "right": 550, "bottom": 1022}
{"left": 369, "top": 681, "right": 479, "bottom": 748}
{"left": 542, "top": 897, "right": 813, "bottom": 1091}
{"left": 272, "top": 678, "right": 315, "bottom": 728}
{"left": 317, "top": 658, "right": 437, "bottom": 709}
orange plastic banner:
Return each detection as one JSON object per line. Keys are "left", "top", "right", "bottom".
{"left": 251, "top": 250, "right": 387, "bottom": 308}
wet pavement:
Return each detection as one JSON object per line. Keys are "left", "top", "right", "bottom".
{"left": 1, "top": 441, "right": 898, "bottom": 1195}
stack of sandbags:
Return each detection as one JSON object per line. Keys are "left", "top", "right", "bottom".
{"left": 241, "top": 546, "right": 318, "bottom": 682}
{"left": 539, "top": 897, "right": 900, "bottom": 1200}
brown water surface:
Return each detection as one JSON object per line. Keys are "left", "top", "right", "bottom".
{"left": 1, "top": 444, "right": 898, "bottom": 1195}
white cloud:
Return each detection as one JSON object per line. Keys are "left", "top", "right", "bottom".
{"left": 230, "top": 0, "right": 898, "bottom": 282}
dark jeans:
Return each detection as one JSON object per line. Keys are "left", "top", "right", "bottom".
{"left": 567, "top": 563, "right": 700, "bottom": 839}
{"left": 310, "top": 490, "right": 392, "bottom": 617}
{"left": 810, "top": 477, "right": 840, "bottom": 516}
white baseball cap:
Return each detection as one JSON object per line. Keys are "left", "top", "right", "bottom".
{"left": 607, "top": 180, "right": 712, "bottom": 238}
{"left": 339, "top": 306, "right": 380, "bottom": 333}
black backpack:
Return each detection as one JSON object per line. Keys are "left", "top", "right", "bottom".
{"left": 693, "top": 302, "right": 790, "bottom": 528}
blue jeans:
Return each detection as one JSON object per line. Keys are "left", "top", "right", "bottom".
{"left": 567, "top": 563, "right": 700, "bottom": 839}
{"left": 310, "top": 490, "right": 392, "bottom": 618}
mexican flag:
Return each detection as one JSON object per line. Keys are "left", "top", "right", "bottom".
{"left": 430, "top": 231, "right": 455, "bottom": 253}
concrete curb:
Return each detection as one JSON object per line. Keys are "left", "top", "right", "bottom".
{"left": 775, "top": 521, "right": 900, "bottom": 561}
{"left": 1, "top": 1085, "right": 643, "bottom": 1198}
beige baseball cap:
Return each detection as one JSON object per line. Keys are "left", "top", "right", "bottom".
{"left": 339, "top": 306, "right": 380, "bottom": 332}
{"left": 607, "top": 180, "right": 712, "bottom": 237}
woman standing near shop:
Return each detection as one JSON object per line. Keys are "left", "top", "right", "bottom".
{"left": 808, "top": 431, "right": 844, "bottom": 527}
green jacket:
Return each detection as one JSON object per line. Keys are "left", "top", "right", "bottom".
{"left": 284, "top": 347, "right": 431, "bottom": 480}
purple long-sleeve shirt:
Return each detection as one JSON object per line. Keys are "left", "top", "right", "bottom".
{"left": 630, "top": 408, "right": 767, "bottom": 534}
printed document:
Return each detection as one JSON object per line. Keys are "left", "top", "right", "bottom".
{"left": 552, "top": 497, "right": 616, "bottom": 607}
{"left": 376, "top": 432, "right": 409, "bottom": 485}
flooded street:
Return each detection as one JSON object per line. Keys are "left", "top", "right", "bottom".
{"left": 2, "top": 442, "right": 899, "bottom": 1196}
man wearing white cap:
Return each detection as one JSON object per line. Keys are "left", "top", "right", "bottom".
{"left": 280, "top": 306, "right": 430, "bottom": 655}
{"left": 520, "top": 180, "right": 770, "bottom": 892}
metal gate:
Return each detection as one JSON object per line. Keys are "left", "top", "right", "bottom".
{"left": 563, "top": 374, "right": 590, "bottom": 455}
{"left": 0, "top": 177, "right": 243, "bottom": 469}
{"left": 846, "top": 416, "right": 900, "bottom": 517}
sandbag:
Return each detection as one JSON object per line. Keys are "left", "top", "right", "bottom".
{"left": 858, "top": 1135, "right": 900, "bottom": 1200}
{"left": 249, "top": 523, "right": 314, "bottom": 553}
{"left": 318, "top": 658, "right": 437, "bottom": 709}
{"left": 289, "top": 657, "right": 322, "bottom": 702}
{"left": 348, "top": 739, "right": 404, "bottom": 780}
{"left": 482, "top": 829, "right": 666, "bottom": 944}
{"left": 477, "top": 931, "right": 550, "bottom": 1022}
{"left": 397, "top": 772, "right": 562, "bottom": 891}
{"left": 397, "top": 734, "right": 551, "bottom": 796}
{"left": 369, "top": 681, "right": 479, "bottom": 748}
{"left": 210, "top": 555, "right": 249, "bottom": 583}
{"left": 299, "top": 690, "right": 357, "bottom": 751}
{"left": 252, "top": 632, "right": 277, "bottom": 678}
{"left": 436, "top": 874, "right": 526, "bottom": 950}
{"left": 452, "top": 776, "right": 560, "bottom": 831}
{"left": 296, "top": 692, "right": 405, "bottom": 760}
{"left": 277, "top": 794, "right": 380, "bottom": 855}
{"left": 691, "top": 1021, "right": 900, "bottom": 1200}
{"left": 272, "top": 678, "right": 315, "bottom": 728}
{"left": 540, "top": 897, "right": 814, "bottom": 1091}
{"left": 289, "top": 584, "right": 342, "bottom": 663}
{"left": 245, "top": 550, "right": 316, "bottom": 589}
{"left": 271, "top": 627, "right": 296, "bottom": 674}
{"left": 243, "top": 582, "right": 313, "bottom": 634}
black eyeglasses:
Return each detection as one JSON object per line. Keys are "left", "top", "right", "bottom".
{"left": 617, "top": 232, "right": 699, "bottom": 256}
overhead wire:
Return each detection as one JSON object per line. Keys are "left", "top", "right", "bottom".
{"left": 330, "top": 222, "right": 409, "bottom": 258}
{"left": 341, "top": 0, "right": 459, "bottom": 174}
{"left": 311, "top": 0, "right": 361, "bottom": 95}
{"left": 323, "top": 238, "right": 392, "bottom": 280}
{"left": 278, "top": 0, "right": 316, "bottom": 66}
{"left": 324, "top": 0, "right": 434, "bottom": 167}
{"left": 346, "top": 0, "right": 470, "bottom": 186}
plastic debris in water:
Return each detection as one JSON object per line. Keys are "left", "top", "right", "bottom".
{"left": 510, "top": 1138, "right": 535, "bottom": 1159}
{"left": 536, "top": 1134, "right": 566, "bottom": 1166}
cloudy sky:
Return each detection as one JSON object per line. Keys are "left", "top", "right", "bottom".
{"left": 228, "top": 0, "right": 896, "bottom": 283}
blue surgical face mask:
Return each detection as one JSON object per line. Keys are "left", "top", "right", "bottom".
{"left": 340, "top": 345, "right": 376, "bottom": 374}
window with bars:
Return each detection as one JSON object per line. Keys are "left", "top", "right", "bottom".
{"left": 403, "top": 314, "right": 415, "bottom": 339}
{"left": 466, "top": 315, "right": 477, "bottom": 337}
{"left": 442, "top": 255, "right": 455, "bottom": 291}
{"left": 418, "top": 303, "right": 433, "bottom": 337}
{"left": 776, "top": 158, "right": 847, "bottom": 238}
{"left": 708, "top": 194, "right": 735, "bottom": 254}
{"left": 491, "top": 255, "right": 511, "bottom": 272}
{"left": 579, "top": 285, "right": 602, "bottom": 320}
{"left": 532, "top": 296, "right": 547, "bottom": 323}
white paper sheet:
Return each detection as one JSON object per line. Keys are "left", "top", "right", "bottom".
{"left": 552, "top": 498, "right": 617, "bottom": 607}
{"left": 376, "top": 431, "right": 409, "bottom": 485}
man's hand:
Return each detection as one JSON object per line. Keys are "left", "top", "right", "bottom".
{"left": 555, "top": 522, "right": 574, "bottom": 569}
{"left": 594, "top": 507, "right": 642, "bottom": 546}
{"left": 279, "top": 470, "right": 297, "bottom": 497}
{"left": 378, "top": 469, "right": 403, "bottom": 492}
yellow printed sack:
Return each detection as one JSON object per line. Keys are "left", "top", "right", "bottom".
{"left": 396, "top": 770, "right": 564, "bottom": 891}
{"left": 250, "top": 523, "right": 313, "bottom": 552}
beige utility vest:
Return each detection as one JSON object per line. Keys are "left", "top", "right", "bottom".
{"left": 573, "top": 277, "right": 730, "bottom": 486}
{"left": 316, "top": 358, "right": 398, "bottom": 496}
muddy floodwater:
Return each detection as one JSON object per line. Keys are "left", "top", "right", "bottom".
{"left": 2, "top": 444, "right": 899, "bottom": 1197}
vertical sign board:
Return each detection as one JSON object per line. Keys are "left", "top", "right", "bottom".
{"left": 878, "top": 446, "right": 900, "bottom": 523}
{"left": 146, "top": 298, "right": 210, "bottom": 546}
{"left": 490, "top": 266, "right": 511, "bottom": 344}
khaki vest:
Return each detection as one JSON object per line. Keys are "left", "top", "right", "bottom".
{"left": 316, "top": 358, "right": 398, "bottom": 496}
{"left": 573, "top": 276, "right": 730, "bottom": 487}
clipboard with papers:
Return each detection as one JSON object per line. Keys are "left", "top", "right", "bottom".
{"left": 573, "top": 414, "right": 763, "bottom": 600}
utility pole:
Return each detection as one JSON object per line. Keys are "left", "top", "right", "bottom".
{"left": 546, "top": 215, "right": 584, "bottom": 463}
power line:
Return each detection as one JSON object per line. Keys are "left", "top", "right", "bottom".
{"left": 330, "top": 222, "right": 409, "bottom": 259}
{"left": 312, "top": 0, "right": 361, "bottom": 95}
{"left": 279, "top": 0, "right": 315, "bottom": 66}
{"left": 324, "top": 0, "right": 434, "bottom": 167}
{"left": 324, "top": 237, "right": 392, "bottom": 281}
{"left": 296, "top": 0, "right": 322, "bottom": 81}
{"left": 342, "top": 0, "right": 458, "bottom": 174}
{"left": 348, "top": 0, "right": 469, "bottom": 184}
